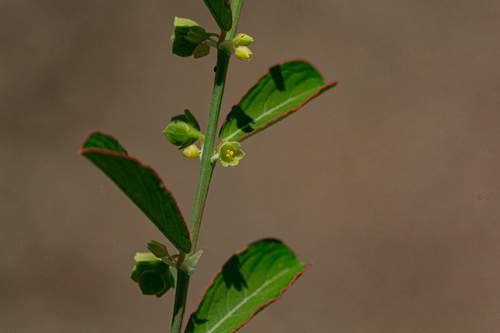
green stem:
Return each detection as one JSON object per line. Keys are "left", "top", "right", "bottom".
{"left": 189, "top": 49, "right": 229, "bottom": 252}
{"left": 227, "top": 0, "right": 244, "bottom": 40}
{"left": 170, "top": 269, "right": 190, "bottom": 333}
{"left": 170, "top": 1, "right": 244, "bottom": 332}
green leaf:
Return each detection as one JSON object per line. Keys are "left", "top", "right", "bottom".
{"left": 219, "top": 60, "right": 337, "bottom": 143}
{"left": 185, "top": 239, "right": 311, "bottom": 333}
{"left": 82, "top": 132, "right": 127, "bottom": 153}
{"left": 79, "top": 132, "right": 191, "bottom": 253}
{"left": 203, "top": 0, "right": 232, "bottom": 31}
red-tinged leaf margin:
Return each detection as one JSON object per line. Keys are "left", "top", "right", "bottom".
{"left": 185, "top": 238, "right": 312, "bottom": 333}
{"left": 78, "top": 131, "right": 191, "bottom": 253}
{"left": 219, "top": 58, "right": 338, "bottom": 143}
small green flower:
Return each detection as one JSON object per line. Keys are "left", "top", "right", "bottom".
{"left": 217, "top": 141, "right": 245, "bottom": 167}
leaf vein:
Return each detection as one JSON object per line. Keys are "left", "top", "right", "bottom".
{"left": 206, "top": 269, "right": 290, "bottom": 333}
{"left": 223, "top": 88, "right": 317, "bottom": 142}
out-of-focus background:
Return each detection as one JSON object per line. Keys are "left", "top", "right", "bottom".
{"left": 2, "top": 0, "right": 499, "bottom": 332}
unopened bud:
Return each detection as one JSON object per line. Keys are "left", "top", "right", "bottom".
{"left": 163, "top": 120, "right": 203, "bottom": 148}
{"left": 234, "top": 46, "right": 253, "bottom": 61}
{"left": 183, "top": 144, "right": 201, "bottom": 159}
{"left": 234, "top": 33, "right": 253, "bottom": 46}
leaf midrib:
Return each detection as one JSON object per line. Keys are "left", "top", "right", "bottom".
{"left": 205, "top": 268, "right": 290, "bottom": 333}
{"left": 222, "top": 88, "right": 316, "bottom": 142}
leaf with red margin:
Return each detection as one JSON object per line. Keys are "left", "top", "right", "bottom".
{"left": 185, "top": 238, "right": 311, "bottom": 333}
{"left": 78, "top": 131, "right": 191, "bottom": 253}
{"left": 219, "top": 59, "right": 337, "bottom": 143}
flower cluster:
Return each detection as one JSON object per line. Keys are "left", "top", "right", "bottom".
{"left": 219, "top": 34, "right": 254, "bottom": 61}
{"left": 171, "top": 18, "right": 254, "bottom": 61}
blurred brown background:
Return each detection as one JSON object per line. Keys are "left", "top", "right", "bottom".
{"left": 1, "top": 0, "right": 499, "bottom": 332}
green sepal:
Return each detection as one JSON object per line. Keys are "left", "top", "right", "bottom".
{"left": 171, "top": 17, "right": 211, "bottom": 58}
{"left": 184, "top": 109, "right": 201, "bottom": 131}
{"left": 172, "top": 35, "right": 199, "bottom": 58}
{"left": 193, "top": 43, "right": 211, "bottom": 59}
{"left": 134, "top": 252, "right": 160, "bottom": 263}
{"left": 131, "top": 252, "right": 175, "bottom": 298}
{"left": 138, "top": 270, "right": 167, "bottom": 296}
{"left": 147, "top": 240, "right": 170, "bottom": 258}
{"left": 171, "top": 17, "right": 200, "bottom": 42}
{"left": 171, "top": 110, "right": 201, "bottom": 131}
{"left": 185, "top": 26, "right": 209, "bottom": 44}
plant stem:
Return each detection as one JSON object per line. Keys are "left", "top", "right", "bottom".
{"left": 170, "top": 1, "right": 244, "bottom": 332}
{"left": 227, "top": 0, "right": 244, "bottom": 40}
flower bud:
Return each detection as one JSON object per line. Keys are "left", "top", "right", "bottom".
{"left": 234, "top": 46, "right": 253, "bottom": 61}
{"left": 218, "top": 33, "right": 254, "bottom": 59}
{"left": 183, "top": 144, "right": 201, "bottom": 159}
{"left": 234, "top": 33, "right": 253, "bottom": 46}
{"left": 163, "top": 120, "right": 203, "bottom": 148}
{"left": 192, "top": 43, "right": 210, "bottom": 59}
